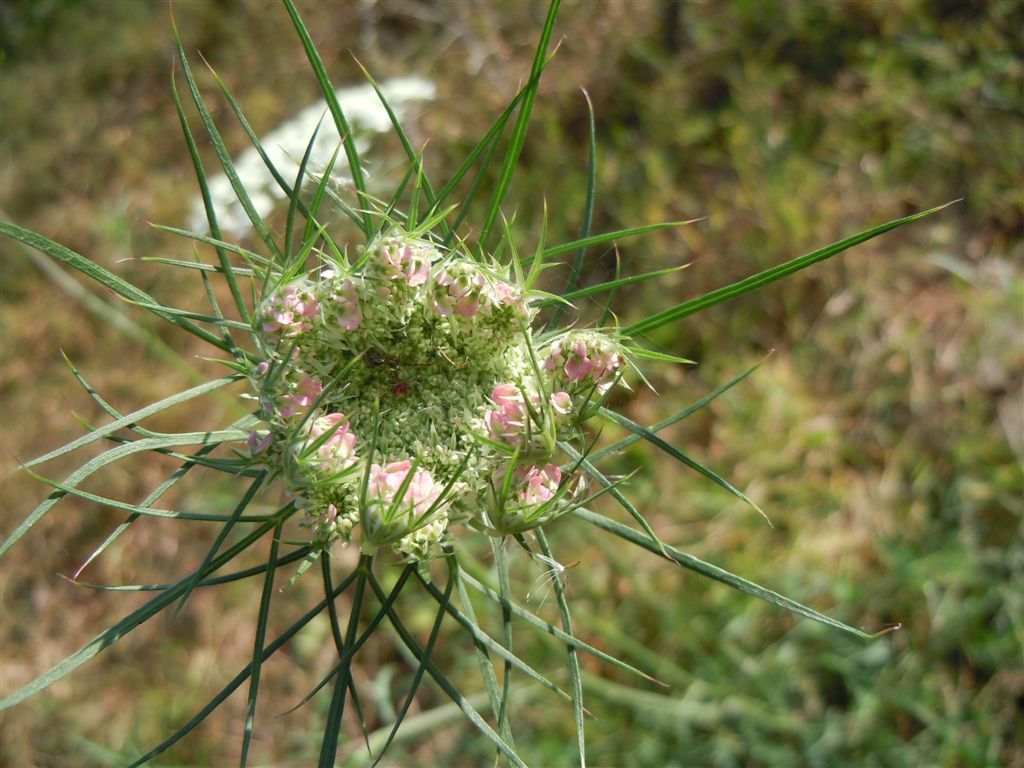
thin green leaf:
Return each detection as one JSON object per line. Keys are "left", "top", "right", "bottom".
{"left": 590, "top": 358, "right": 766, "bottom": 463}
{"left": 559, "top": 441, "right": 671, "bottom": 560}
{"left": 535, "top": 264, "right": 690, "bottom": 308}
{"left": 240, "top": 518, "right": 283, "bottom": 767}
{"left": 281, "top": 0, "right": 371, "bottom": 235}
{"left": 288, "top": 117, "right": 324, "bottom": 259}
{"left": 140, "top": 257, "right": 254, "bottom": 276}
{"left": 318, "top": 556, "right": 370, "bottom": 767}
{"left": 458, "top": 571, "right": 665, "bottom": 687}
{"left": 573, "top": 506, "right": 895, "bottom": 640}
{"left": 121, "top": 300, "right": 251, "bottom": 331}
{"left": 624, "top": 201, "right": 960, "bottom": 337}
{"left": 172, "top": 29, "right": 285, "bottom": 261}
{"left": 599, "top": 406, "right": 770, "bottom": 523}
{"left": 0, "top": 221, "right": 231, "bottom": 352}
{"left": 284, "top": 564, "right": 412, "bottom": 719}
{"left": 23, "top": 375, "right": 242, "bottom": 469}
{"left": 321, "top": 558, "right": 371, "bottom": 753}
{"left": 479, "top": 0, "right": 562, "bottom": 245}
{"left": 2, "top": 510, "right": 291, "bottom": 710}
{"left": 536, "top": 528, "right": 585, "bottom": 767}
{"left": 21, "top": 469, "right": 271, "bottom": 523}
{"left": 68, "top": 547, "right": 311, "bottom": 592}
{"left": 172, "top": 62, "right": 251, "bottom": 324}
{"left": 433, "top": 52, "right": 555, "bottom": 237}
{"left": 419, "top": 570, "right": 576, "bottom": 707}
{"left": 124, "top": 556, "right": 358, "bottom": 768}
{"left": 352, "top": 57, "right": 447, "bottom": 238}
{"left": 171, "top": 472, "right": 267, "bottom": 624}
{"left": 366, "top": 576, "right": 528, "bottom": 768}
{"left": 71, "top": 443, "right": 220, "bottom": 579}
{"left": 550, "top": 87, "right": 597, "bottom": 328}
{"left": 537, "top": 219, "right": 703, "bottom": 262}
{"left": 493, "top": 540, "right": 518, "bottom": 753}
{"left": 453, "top": 563, "right": 505, "bottom": 729}
{"left": 3, "top": 429, "right": 247, "bottom": 556}
{"left": 150, "top": 224, "right": 273, "bottom": 269}
{"left": 370, "top": 567, "right": 454, "bottom": 767}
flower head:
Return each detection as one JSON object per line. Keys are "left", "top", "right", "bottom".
{"left": 261, "top": 282, "right": 320, "bottom": 336}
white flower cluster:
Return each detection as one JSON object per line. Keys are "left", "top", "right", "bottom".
{"left": 247, "top": 228, "right": 628, "bottom": 561}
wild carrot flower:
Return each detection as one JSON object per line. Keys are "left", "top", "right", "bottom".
{"left": 1, "top": 4, "right": 940, "bottom": 763}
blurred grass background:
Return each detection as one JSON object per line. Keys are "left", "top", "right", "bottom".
{"left": 1, "top": 1, "right": 1021, "bottom": 766}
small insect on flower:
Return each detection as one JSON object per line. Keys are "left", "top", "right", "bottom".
{"left": 365, "top": 348, "right": 403, "bottom": 370}
{"left": 527, "top": 553, "right": 581, "bottom": 606}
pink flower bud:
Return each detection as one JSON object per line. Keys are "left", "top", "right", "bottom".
{"left": 369, "top": 461, "right": 439, "bottom": 516}
{"left": 332, "top": 280, "right": 362, "bottom": 331}
{"left": 279, "top": 375, "right": 322, "bottom": 418}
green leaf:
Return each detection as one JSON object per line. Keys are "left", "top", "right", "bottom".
{"left": 172, "top": 63, "right": 251, "bottom": 325}
{"left": 573, "top": 506, "right": 890, "bottom": 640}
{"left": 550, "top": 87, "right": 597, "bottom": 328}
{"left": 419, "top": 570, "right": 576, "bottom": 706}
{"left": 537, "top": 219, "right": 702, "bottom": 263}
{"left": 281, "top": 0, "right": 371, "bottom": 234}
{"left": 23, "top": 376, "right": 242, "bottom": 469}
{"left": 479, "top": 0, "right": 562, "bottom": 246}
{"left": 318, "top": 557, "right": 370, "bottom": 767}
{"left": 560, "top": 441, "right": 672, "bottom": 560}
{"left": 171, "top": 472, "right": 267, "bottom": 624}
{"left": 240, "top": 518, "right": 283, "bottom": 767}
{"left": 492, "top": 540, "right": 518, "bottom": 753}
{"left": 125, "top": 558, "right": 359, "bottom": 768}
{"left": 172, "top": 29, "right": 285, "bottom": 262}
{"left": 3, "top": 429, "right": 247, "bottom": 557}
{"left": 536, "top": 264, "right": 690, "bottom": 308}
{"left": 2, "top": 512, "right": 289, "bottom": 711}
{"left": 369, "top": 568, "right": 454, "bottom": 767}
{"left": 536, "top": 528, "right": 586, "bottom": 767}
{"left": 459, "top": 571, "right": 665, "bottom": 687}
{"left": 0, "top": 221, "right": 231, "bottom": 353}
{"left": 599, "top": 406, "right": 770, "bottom": 523}
{"left": 590, "top": 358, "right": 766, "bottom": 463}
{"left": 367, "top": 575, "right": 528, "bottom": 768}
{"left": 624, "top": 201, "right": 960, "bottom": 337}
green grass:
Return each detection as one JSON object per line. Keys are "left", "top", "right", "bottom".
{"left": 1, "top": 1, "right": 1021, "bottom": 766}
